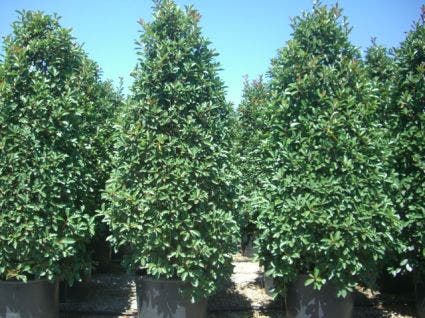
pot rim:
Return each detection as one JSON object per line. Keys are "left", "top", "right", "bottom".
{"left": 137, "top": 276, "right": 187, "bottom": 285}
{"left": 0, "top": 278, "right": 56, "bottom": 285}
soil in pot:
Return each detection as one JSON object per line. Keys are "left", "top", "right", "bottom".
{"left": 415, "top": 274, "right": 425, "bottom": 318}
{"left": 0, "top": 279, "right": 58, "bottom": 318}
{"left": 136, "top": 277, "right": 207, "bottom": 318}
{"left": 285, "top": 275, "right": 353, "bottom": 318}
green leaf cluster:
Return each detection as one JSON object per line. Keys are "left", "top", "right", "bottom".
{"left": 387, "top": 17, "right": 425, "bottom": 275}
{"left": 255, "top": 3, "right": 402, "bottom": 297}
{"left": 365, "top": 42, "right": 397, "bottom": 126}
{"left": 102, "top": 0, "right": 239, "bottom": 300}
{"left": 0, "top": 11, "right": 119, "bottom": 283}
{"left": 235, "top": 76, "right": 269, "bottom": 247}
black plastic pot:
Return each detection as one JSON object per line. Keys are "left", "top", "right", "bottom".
{"left": 262, "top": 263, "right": 276, "bottom": 296}
{"left": 241, "top": 235, "right": 255, "bottom": 258}
{"left": 377, "top": 270, "right": 414, "bottom": 294}
{"left": 263, "top": 275, "right": 275, "bottom": 296}
{"left": 136, "top": 277, "right": 207, "bottom": 318}
{"left": 285, "top": 275, "right": 353, "bottom": 318}
{"left": 415, "top": 274, "right": 425, "bottom": 318}
{"left": 92, "top": 235, "right": 112, "bottom": 273}
{"left": 60, "top": 278, "right": 94, "bottom": 304}
{"left": 59, "top": 279, "right": 68, "bottom": 303}
{"left": 0, "top": 279, "right": 58, "bottom": 318}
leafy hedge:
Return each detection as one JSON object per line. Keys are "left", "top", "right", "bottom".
{"left": 390, "top": 17, "right": 425, "bottom": 275}
{"left": 0, "top": 11, "right": 116, "bottom": 283}
{"left": 255, "top": 4, "right": 402, "bottom": 297}
{"left": 365, "top": 16, "right": 425, "bottom": 278}
{"left": 236, "top": 77, "right": 269, "bottom": 250}
{"left": 81, "top": 79, "right": 122, "bottom": 219}
{"left": 365, "top": 42, "right": 396, "bottom": 124}
{"left": 102, "top": 0, "right": 238, "bottom": 300}
{"left": 83, "top": 78, "right": 122, "bottom": 271}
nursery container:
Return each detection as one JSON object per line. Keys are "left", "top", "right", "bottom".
{"left": 0, "top": 279, "right": 58, "bottom": 318}
{"left": 415, "top": 274, "right": 425, "bottom": 318}
{"left": 241, "top": 235, "right": 255, "bottom": 258}
{"left": 377, "top": 271, "right": 414, "bottom": 294}
{"left": 285, "top": 275, "right": 353, "bottom": 318}
{"left": 92, "top": 237, "right": 112, "bottom": 273}
{"left": 264, "top": 275, "right": 275, "bottom": 297}
{"left": 136, "top": 277, "right": 207, "bottom": 318}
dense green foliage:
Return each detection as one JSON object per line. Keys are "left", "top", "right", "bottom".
{"left": 0, "top": 1, "right": 422, "bottom": 302}
{"left": 83, "top": 79, "right": 122, "bottom": 219}
{"left": 365, "top": 16, "right": 425, "bottom": 278}
{"left": 364, "top": 43, "right": 410, "bottom": 278}
{"left": 0, "top": 11, "right": 119, "bottom": 283}
{"left": 83, "top": 77, "right": 122, "bottom": 269}
{"left": 390, "top": 17, "right": 425, "bottom": 275}
{"left": 365, "top": 42, "right": 396, "bottom": 126}
{"left": 102, "top": 0, "right": 238, "bottom": 300}
{"left": 365, "top": 43, "right": 395, "bottom": 90}
{"left": 255, "top": 4, "right": 402, "bottom": 297}
{"left": 236, "top": 77, "right": 269, "bottom": 250}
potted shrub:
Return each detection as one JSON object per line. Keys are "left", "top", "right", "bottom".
{"left": 364, "top": 42, "right": 416, "bottom": 295}
{"left": 82, "top": 80, "right": 122, "bottom": 274}
{"left": 60, "top": 79, "right": 122, "bottom": 303}
{"left": 102, "top": 1, "right": 239, "bottom": 317}
{"left": 236, "top": 76, "right": 269, "bottom": 258}
{"left": 0, "top": 11, "right": 101, "bottom": 316}
{"left": 255, "top": 4, "right": 402, "bottom": 317}
{"left": 388, "top": 10, "right": 425, "bottom": 317}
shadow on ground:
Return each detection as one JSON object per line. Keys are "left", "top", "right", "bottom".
{"left": 208, "top": 310, "right": 283, "bottom": 318}
{"left": 60, "top": 272, "right": 135, "bottom": 317}
{"left": 353, "top": 287, "right": 415, "bottom": 318}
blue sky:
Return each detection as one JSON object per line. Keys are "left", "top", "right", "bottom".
{"left": 0, "top": 1, "right": 423, "bottom": 105}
